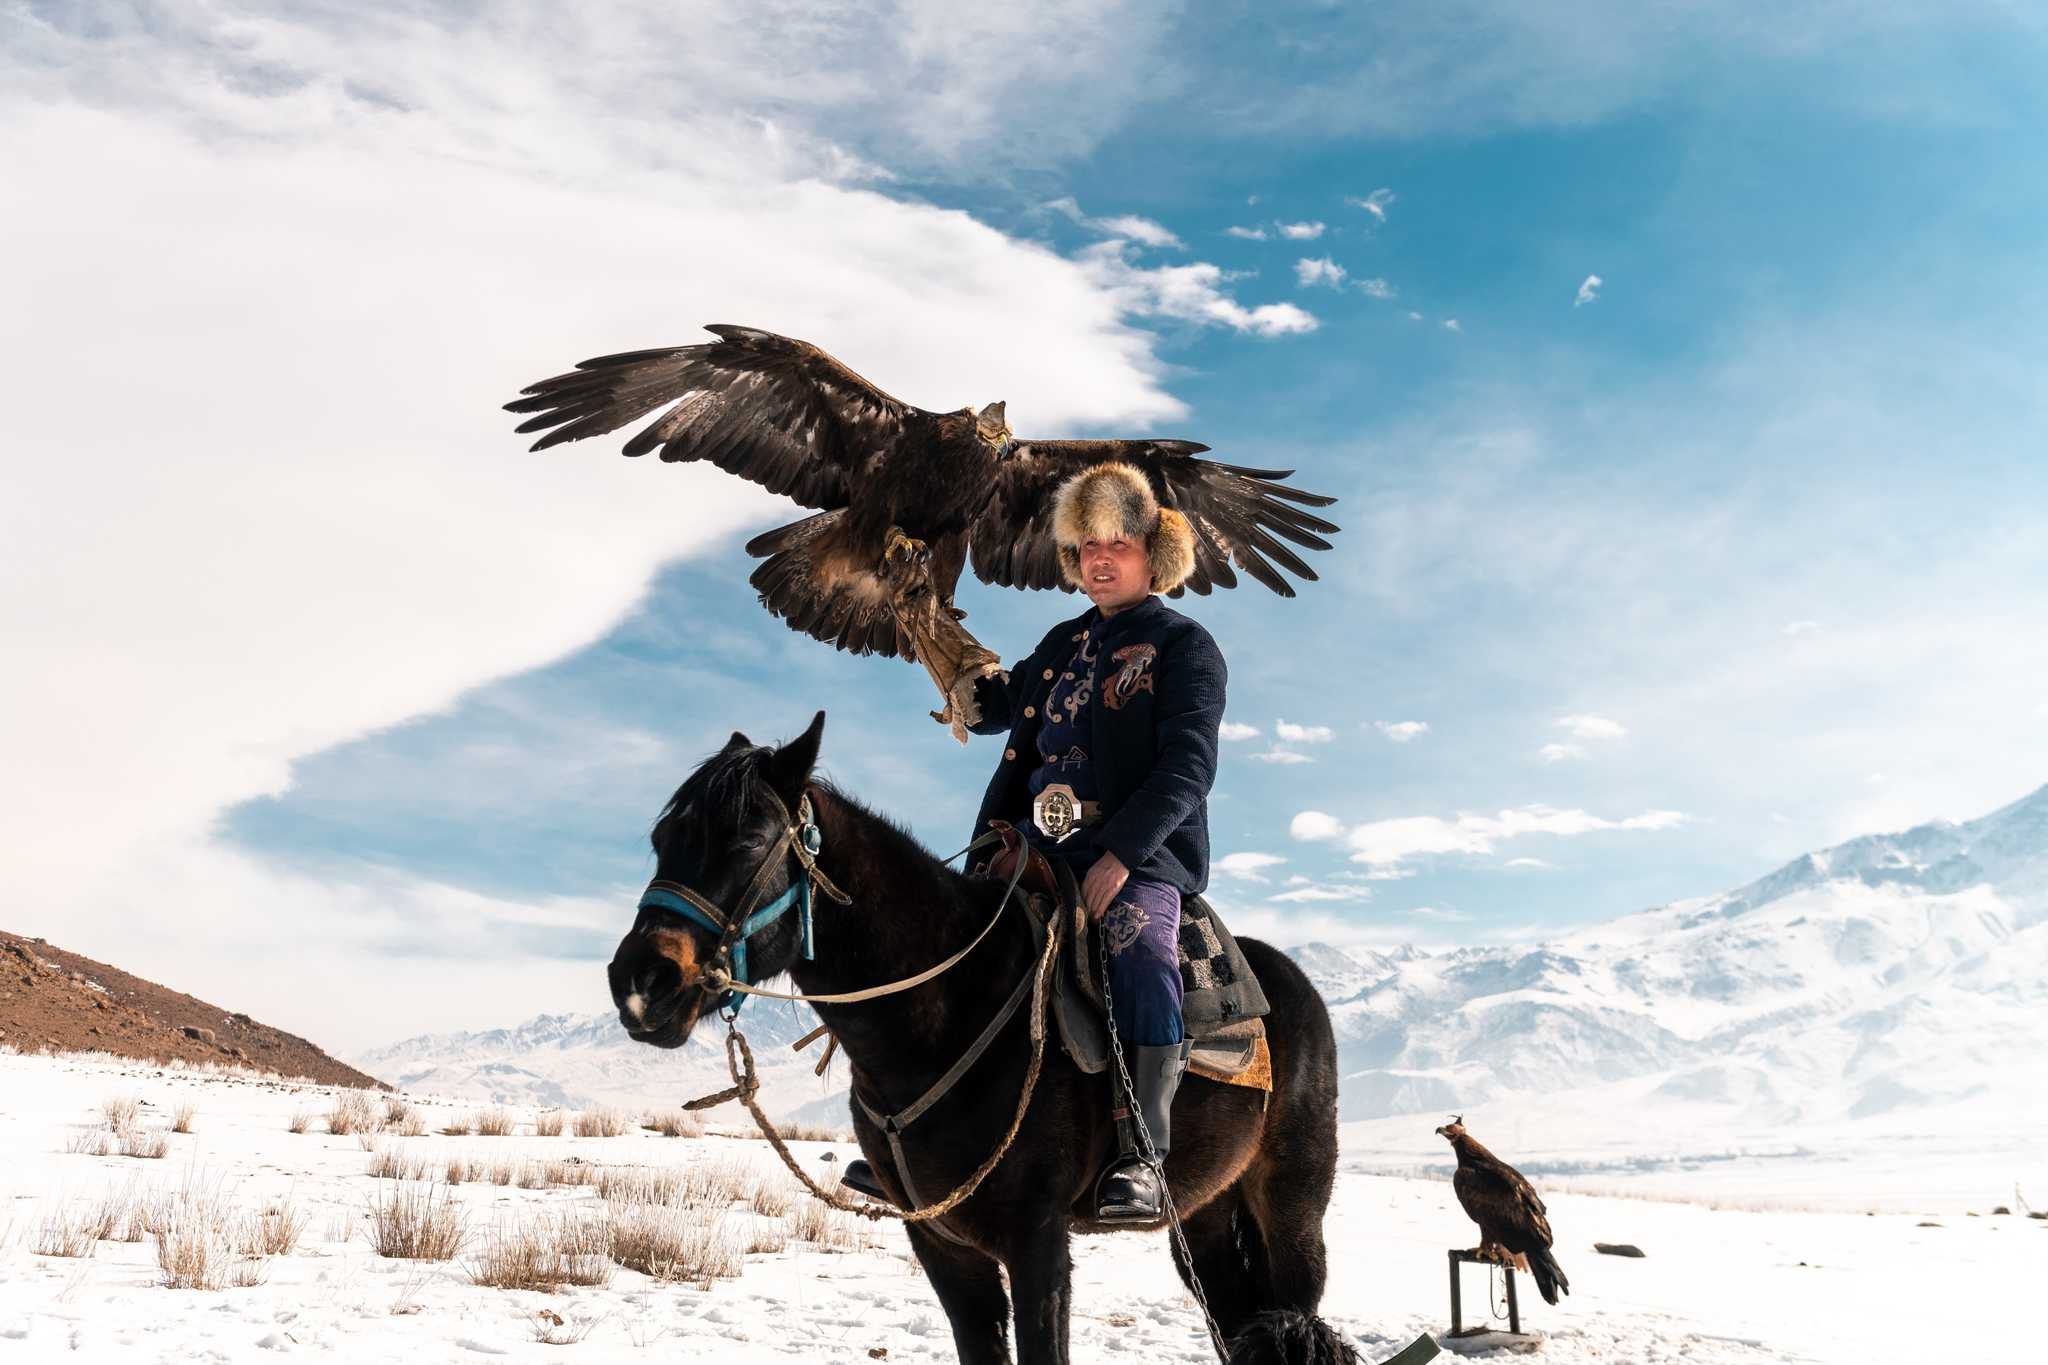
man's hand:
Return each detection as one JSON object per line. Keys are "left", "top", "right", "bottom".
{"left": 1082, "top": 850, "right": 1130, "bottom": 922}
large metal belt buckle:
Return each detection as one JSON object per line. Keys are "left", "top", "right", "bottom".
{"left": 1033, "top": 783, "right": 1081, "bottom": 842}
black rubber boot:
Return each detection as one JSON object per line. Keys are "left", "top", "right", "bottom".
{"left": 840, "top": 1158, "right": 892, "bottom": 1204}
{"left": 1094, "top": 1041, "right": 1188, "bottom": 1221}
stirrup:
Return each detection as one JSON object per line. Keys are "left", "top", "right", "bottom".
{"left": 1093, "top": 1155, "right": 1164, "bottom": 1221}
{"left": 839, "top": 1158, "right": 893, "bottom": 1204}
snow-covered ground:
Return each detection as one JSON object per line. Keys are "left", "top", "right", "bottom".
{"left": 4, "top": 1051, "right": 2033, "bottom": 1363}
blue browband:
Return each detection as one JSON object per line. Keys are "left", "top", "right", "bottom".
{"left": 636, "top": 797, "right": 825, "bottom": 1014}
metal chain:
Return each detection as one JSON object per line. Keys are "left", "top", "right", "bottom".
{"left": 1099, "top": 926, "right": 1229, "bottom": 1363}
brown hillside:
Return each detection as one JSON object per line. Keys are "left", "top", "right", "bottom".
{"left": 0, "top": 929, "right": 384, "bottom": 1089}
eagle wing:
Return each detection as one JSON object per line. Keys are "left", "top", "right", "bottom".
{"left": 967, "top": 439, "right": 1339, "bottom": 596}
{"left": 1453, "top": 1155, "right": 1555, "bottom": 1250}
{"left": 504, "top": 325, "right": 922, "bottom": 511}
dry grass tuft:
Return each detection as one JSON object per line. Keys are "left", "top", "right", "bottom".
{"left": 597, "top": 1165, "right": 684, "bottom": 1207}
{"left": 367, "top": 1146, "right": 433, "bottom": 1181}
{"left": 33, "top": 1204, "right": 100, "bottom": 1258}
{"left": 100, "top": 1094, "right": 142, "bottom": 1131}
{"left": 383, "top": 1096, "right": 411, "bottom": 1125}
{"left": 645, "top": 1109, "right": 703, "bottom": 1139}
{"left": 118, "top": 1127, "right": 170, "bottom": 1159}
{"left": 469, "top": 1212, "right": 613, "bottom": 1292}
{"left": 543, "top": 1159, "right": 596, "bottom": 1188}
{"left": 681, "top": 1156, "right": 756, "bottom": 1207}
{"left": 772, "top": 1119, "right": 849, "bottom": 1143}
{"left": 65, "top": 1127, "right": 111, "bottom": 1156}
{"left": 533, "top": 1110, "right": 565, "bottom": 1137}
{"left": 439, "top": 1118, "right": 472, "bottom": 1137}
{"left": 153, "top": 1183, "right": 267, "bottom": 1289}
{"left": 473, "top": 1107, "right": 516, "bottom": 1137}
{"left": 605, "top": 1205, "right": 741, "bottom": 1285}
{"left": 573, "top": 1106, "right": 630, "bottom": 1138}
{"left": 747, "top": 1179, "right": 794, "bottom": 1219}
{"left": 515, "top": 1162, "right": 551, "bottom": 1190}
{"left": 328, "top": 1090, "right": 381, "bottom": 1137}
{"left": 365, "top": 1182, "right": 466, "bottom": 1260}
{"left": 444, "top": 1155, "right": 470, "bottom": 1185}
{"left": 170, "top": 1101, "right": 197, "bottom": 1134}
{"left": 530, "top": 1308, "right": 602, "bottom": 1345}
{"left": 394, "top": 1108, "right": 427, "bottom": 1138}
{"left": 287, "top": 1109, "right": 313, "bottom": 1135}
{"left": 787, "top": 1198, "right": 866, "bottom": 1251}
{"left": 745, "top": 1220, "right": 788, "bottom": 1255}
{"left": 241, "top": 1199, "right": 308, "bottom": 1257}
{"left": 485, "top": 1158, "right": 517, "bottom": 1187}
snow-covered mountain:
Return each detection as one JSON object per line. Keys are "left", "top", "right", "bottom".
{"left": 358, "top": 784, "right": 2048, "bottom": 1144}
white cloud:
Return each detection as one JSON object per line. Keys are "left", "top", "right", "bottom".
{"left": 1407, "top": 311, "right": 1423, "bottom": 321}
{"left": 1275, "top": 719, "right": 1336, "bottom": 744}
{"left": 1375, "top": 720, "right": 1429, "bottom": 743}
{"left": 1443, "top": 318, "right": 1462, "bottom": 332}
{"left": 1215, "top": 851, "right": 1287, "bottom": 882}
{"left": 1574, "top": 273, "right": 1603, "bottom": 307}
{"left": 1404, "top": 905, "right": 1468, "bottom": 921}
{"left": 1783, "top": 620, "right": 1821, "bottom": 637}
{"left": 1048, "top": 197, "right": 1183, "bottom": 249}
{"left": 1503, "top": 858, "right": 1556, "bottom": 870}
{"left": 1268, "top": 883, "right": 1371, "bottom": 904}
{"left": 1539, "top": 742, "right": 1588, "bottom": 763}
{"left": 1291, "top": 811, "right": 1347, "bottom": 841}
{"left": 1226, "top": 225, "right": 1269, "bottom": 240}
{"left": 1347, "top": 188, "right": 1397, "bottom": 222}
{"left": 1557, "top": 714, "right": 1629, "bottom": 740}
{"left": 1277, "top": 220, "right": 1327, "bottom": 240}
{"left": 1295, "top": 257, "right": 1348, "bottom": 289}
{"left": 1078, "top": 242, "right": 1319, "bottom": 337}
{"left": 1249, "top": 749, "right": 1316, "bottom": 765}
{"left": 1356, "top": 277, "right": 1396, "bottom": 300}
{"left": 1338, "top": 805, "right": 1689, "bottom": 868}
{"left": 1219, "top": 720, "right": 1263, "bottom": 741}
{"left": 0, "top": 10, "right": 1196, "bottom": 1051}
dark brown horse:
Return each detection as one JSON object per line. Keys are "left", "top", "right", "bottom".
{"left": 608, "top": 713, "right": 1347, "bottom": 1364}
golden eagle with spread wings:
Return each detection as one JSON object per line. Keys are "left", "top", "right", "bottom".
{"left": 504, "top": 325, "right": 1339, "bottom": 659}
{"left": 1436, "top": 1117, "right": 1571, "bottom": 1306}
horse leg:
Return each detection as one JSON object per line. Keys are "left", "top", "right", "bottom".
{"left": 1168, "top": 1185, "right": 1265, "bottom": 1342}
{"left": 1001, "top": 1215, "right": 1073, "bottom": 1365}
{"left": 906, "top": 1224, "right": 1013, "bottom": 1365}
{"left": 1239, "top": 1145, "right": 1333, "bottom": 1314}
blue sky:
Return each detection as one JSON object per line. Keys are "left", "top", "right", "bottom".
{"left": 8, "top": 2, "right": 2047, "bottom": 1048}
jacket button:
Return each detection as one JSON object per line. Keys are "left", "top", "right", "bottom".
{"left": 1042, "top": 668, "right": 1054, "bottom": 680}
{"left": 1023, "top": 706, "right": 1035, "bottom": 719}
{"left": 1004, "top": 748, "right": 1017, "bottom": 761}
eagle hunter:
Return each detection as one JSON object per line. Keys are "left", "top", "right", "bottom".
{"left": 504, "top": 325, "right": 1340, "bottom": 658}
{"left": 1436, "top": 1117, "right": 1572, "bottom": 1306}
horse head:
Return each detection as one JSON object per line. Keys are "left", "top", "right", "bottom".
{"left": 607, "top": 711, "right": 825, "bottom": 1048}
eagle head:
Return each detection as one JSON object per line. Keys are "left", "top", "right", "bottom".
{"left": 1434, "top": 1115, "right": 1466, "bottom": 1141}
{"left": 973, "top": 401, "right": 1013, "bottom": 456}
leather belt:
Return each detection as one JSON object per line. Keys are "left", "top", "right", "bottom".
{"left": 1031, "top": 783, "right": 1100, "bottom": 842}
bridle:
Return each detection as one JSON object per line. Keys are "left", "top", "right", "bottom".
{"left": 637, "top": 786, "right": 851, "bottom": 1014}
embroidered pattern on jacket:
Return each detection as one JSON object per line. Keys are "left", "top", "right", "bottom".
{"left": 1103, "top": 643, "right": 1158, "bottom": 712}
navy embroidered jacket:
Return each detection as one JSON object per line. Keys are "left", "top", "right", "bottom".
{"left": 969, "top": 594, "right": 1226, "bottom": 895}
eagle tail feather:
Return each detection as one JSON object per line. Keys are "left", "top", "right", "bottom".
{"left": 745, "top": 511, "right": 905, "bottom": 660}
{"left": 1528, "top": 1245, "right": 1569, "bottom": 1305}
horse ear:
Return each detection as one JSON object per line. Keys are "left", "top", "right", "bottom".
{"left": 723, "top": 730, "right": 752, "bottom": 752}
{"left": 766, "top": 711, "right": 825, "bottom": 802}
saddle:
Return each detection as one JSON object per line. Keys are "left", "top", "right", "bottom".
{"left": 980, "top": 824, "right": 1273, "bottom": 1093}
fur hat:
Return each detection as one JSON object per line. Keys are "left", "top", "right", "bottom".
{"left": 1050, "top": 461, "right": 1197, "bottom": 595}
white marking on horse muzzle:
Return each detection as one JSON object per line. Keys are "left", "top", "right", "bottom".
{"left": 623, "top": 992, "right": 647, "bottom": 1024}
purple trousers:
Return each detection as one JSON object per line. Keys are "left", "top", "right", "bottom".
{"left": 1096, "top": 874, "right": 1184, "bottom": 1047}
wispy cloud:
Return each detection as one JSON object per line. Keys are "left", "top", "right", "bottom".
{"left": 1557, "top": 714, "right": 1628, "bottom": 740}
{"left": 1249, "top": 748, "right": 1315, "bottom": 765}
{"left": 1347, "top": 188, "right": 1397, "bottom": 223}
{"left": 1405, "top": 905, "right": 1468, "bottom": 921}
{"left": 1219, "top": 720, "right": 1263, "bottom": 741}
{"left": 1077, "top": 243, "right": 1318, "bottom": 337}
{"left": 1277, "top": 220, "right": 1327, "bottom": 240}
{"left": 1275, "top": 719, "right": 1335, "bottom": 743}
{"left": 1375, "top": 720, "right": 1429, "bottom": 743}
{"left": 1291, "top": 811, "right": 1346, "bottom": 841}
{"left": 1538, "top": 742, "right": 1587, "bottom": 763}
{"left": 1356, "top": 277, "right": 1396, "bottom": 299}
{"left": 1574, "top": 273, "right": 1603, "bottom": 307}
{"left": 1292, "top": 805, "right": 1688, "bottom": 868}
{"left": 1047, "top": 197, "right": 1183, "bottom": 249}
{"left": 1269, "top": 882, "right": 1371, "bottom": 904}
{"left": 1783, "top": 620, "right": 1821, "bottom": 637}
{"left": 1226, "top": 225, "right": 1269, "bottom": 240}
{"left": 1503, "top": 858, "right": 1555, "bottom": 870}
{"left": 1215, "top": 851, "right": 1287, "bottom": 882}
{"left": 1442, "top": 318, "right": 1462, "bottom": 332}
{"left": 1407, "top": 311, "right": 1423, "bottom": 322}
{"left": 1295, "top": 256, "right": 1347, "bottom": 288}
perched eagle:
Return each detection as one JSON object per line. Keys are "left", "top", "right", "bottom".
{"left": 1436, "top": 1117, "right": 1571, "bottom": 1306}
{"left": 504, "top": 325, "right": 1339, "bottom": 659}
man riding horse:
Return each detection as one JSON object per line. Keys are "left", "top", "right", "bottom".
{"left": 844, "top": 461, "right": 1222, "bottom": 1222}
